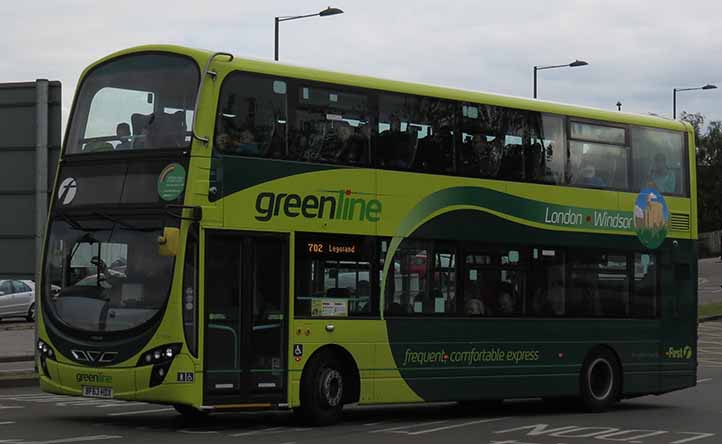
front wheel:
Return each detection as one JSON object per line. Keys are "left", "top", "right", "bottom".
{"left": 299, "top": 352, "right": 345, "bottom": 426}
{"left": 26, "top": 303, "right": 35, "bottom": 322}
{"left": 580, "top": 347, "right": 621, "bottom": 412}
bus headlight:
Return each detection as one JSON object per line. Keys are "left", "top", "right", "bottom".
{"left": 137, "top": 343, "right": 182, "bottom": 388}
{"left": 37, "top": 339, "right": 56, "bottom": 380}
{"left": 37, "top": 340, "right": 56, "bottom": 361}
{"left": 137, "top": 343, "right": 182, "bottom": 367}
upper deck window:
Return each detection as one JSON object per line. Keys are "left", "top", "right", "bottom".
{"left": 66, "top": 53, "right": 199, "bottom": 154}
{"left": 567, "top": 122, "right": 629, "bottom": 190}
{"left": 631, "top": 127, "right": 687, "bottom": 195}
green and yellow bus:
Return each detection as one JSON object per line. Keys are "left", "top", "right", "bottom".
{"left": 38, "top": 45, "right": 698, "bottom": 425}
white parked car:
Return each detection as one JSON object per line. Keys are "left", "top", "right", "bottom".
{"left": 0, "top": 280, "right": 36, "bottom": 322}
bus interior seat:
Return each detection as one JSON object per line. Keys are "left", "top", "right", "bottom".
{"left": 146, "top": 110, "right": 187, "bottom": 148}
{"left": 131, "top": 113, "right": 153, "bottom": 149}
{"left": 131, "top": 113, "right": 152, "bottom": 135}
{"left": 83, "top": 141, "right": 114, "bottom": 152}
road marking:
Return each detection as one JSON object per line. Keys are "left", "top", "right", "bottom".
{"left": 407, "top": 417, "right": 510, "bottom": 435}
{"left": 697, "top": 347, "right": 722, "bottom": 352}
{"left": 697, "top": 378, "right": 712, "bottom": 383}
{"left": 178, "top": 429, "right": 218, "bottom": 434}
{"left": 107, "top": 408, "right": 174, "bottom": 416}
{"left": 0, "top": 405, "right": 23, "bottom": 410}
{"left": 4, "top": 435, "right": 124, "bottom": 444}
{"left": 0, "top": 421, "right": 15, "bottom": 425}
{"left": 369, "top": 420, "right": 448, "bottom": 433}
{"left": 700, "top": 324, "right": 722, "bottom": 331}
{"left": 364, "top": 421, "right": 385, "bottom": 426}
{"left": 230, "top": 426, "right": 285, "bottom": 437}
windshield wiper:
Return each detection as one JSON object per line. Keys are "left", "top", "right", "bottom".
{"left": 91, "top": 211, "right": 155, "bottom": 232}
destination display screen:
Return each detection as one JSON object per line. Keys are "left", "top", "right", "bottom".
{"left": 305, "top": 239, "right": 360, "bottom": 255}
{"left": 298, "top": 234, "right": 366, "bottom": 258}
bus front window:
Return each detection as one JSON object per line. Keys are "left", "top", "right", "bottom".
{"left": 66, "top": 53, "right": 199, "bottom": 154}
{"left": 44, "top": 217, "right": 174, "bottom": 333}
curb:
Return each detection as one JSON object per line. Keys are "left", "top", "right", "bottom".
{"left": 0, "top": 372, "right": 38, "bottom": 388}
{"left": 0, "top": 355, "right": 34, "bottom": 363}
{"left": 700, "top": 315, "right": 722, "bottom": 323}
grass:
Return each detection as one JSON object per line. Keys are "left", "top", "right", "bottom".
{"left": 699, "top": 302, "right": 722, "bottom": 320}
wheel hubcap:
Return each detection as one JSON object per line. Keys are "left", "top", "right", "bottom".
{"left": 321, "top": 369, "right": 343, "bottom": 407}
{"left": 588, "top": 358, "right": 614, "bottom": 401}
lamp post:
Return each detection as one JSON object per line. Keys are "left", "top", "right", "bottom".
{"left": 673, "top": 84, "right": 717, "bottom": 119}
{"left": 533, "top": 59, "right": 588, "bottom": 99}
{"left": 274, "top": 7, "right": 344, "bottom": 61}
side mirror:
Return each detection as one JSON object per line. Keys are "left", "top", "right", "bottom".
{"left": 158, "top": 227, "right": 180, "bottom": 257}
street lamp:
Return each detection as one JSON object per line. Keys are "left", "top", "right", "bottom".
{"left": 533, "top": 59, "right": 588, "bottom": 99}
{"left": 673, "top": 84, "right": 717, "bottom": 119}
{"left": 274, "top": 7, "right": 344, "bottom": 61}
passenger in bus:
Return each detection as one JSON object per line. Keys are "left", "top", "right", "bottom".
{"left": 377, "top": 115, "right": 412, "bottom": 168}
{"left": 336, "top": 124, "right": 369, "bottom": 165}
{"left": 116, "top": 123, "right": 131, "bottom": 150}
{"left": 496, "top": 282, "right": 517, "bottom": 315}
{"left": 236, "top": 128, "right": 259, "bottom": 155}
{"left": 464, "top": 298, "right": 485, "bottom": 315}
{"left": 647, "top": 152, "right": 676, "bottom": 193}
{"left": 574, "top": 162, "right": 607, "bottom": 188}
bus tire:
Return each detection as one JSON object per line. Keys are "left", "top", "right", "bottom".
{"left": 174, "top": 404, "right": 208, "bottom": 421}
{"left": 580, "top": 347, "right": 621, "bottom": 412}
{"left": 299, "top": 351, "right": 345, "bottom": 426}
{"left": 26, "top": 303, "right": 36, "bottom": 322}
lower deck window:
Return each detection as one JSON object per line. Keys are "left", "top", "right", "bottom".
{"left": 295, "top": 234, "right": 376, "bottom": 317}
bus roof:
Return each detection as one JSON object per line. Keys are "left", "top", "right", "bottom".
{"left": 87, "top": 44, "right": 691, "bottom": 134}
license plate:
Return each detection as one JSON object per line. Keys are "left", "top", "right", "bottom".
{"left": 82, "top": 386, "right": 113, "bottom": 399}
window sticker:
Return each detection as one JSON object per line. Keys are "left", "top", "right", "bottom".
{"left": 157, "top": 163, "right": 186, "bottom": 201}
{"left": 311, "top": 299, "right": 348, "bottom": 317}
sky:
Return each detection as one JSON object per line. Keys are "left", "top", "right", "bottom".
{"left": 3, "top": 0, "right": 722, "bottom": 133}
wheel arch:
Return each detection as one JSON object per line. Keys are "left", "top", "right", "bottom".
{"left": 583, "top": 343, "right": 624, "bottom": 398}
{"left": 301, "top": 344, "right": 361, "bottom": 405}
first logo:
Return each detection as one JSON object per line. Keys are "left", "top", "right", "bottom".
{"left": 58, "top": 177, "right": 78, "bottom": 205}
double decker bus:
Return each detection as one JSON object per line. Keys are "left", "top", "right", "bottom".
{"left": 38, "top": 45, "right": 698, "bottom": 425}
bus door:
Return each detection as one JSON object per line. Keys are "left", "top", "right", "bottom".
{"left": 203, "top": 232, "right": 288, "bottom": 405}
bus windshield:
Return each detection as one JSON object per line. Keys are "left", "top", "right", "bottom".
{"left": 44, "top": 216, "right": 174, "bottom": 333}
{"left": 66, "top": 53, "right": 199, "bottom": 154}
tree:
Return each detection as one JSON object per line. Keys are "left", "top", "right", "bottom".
{"left": 681, "top": 112, "right": 722, "bottom": 233}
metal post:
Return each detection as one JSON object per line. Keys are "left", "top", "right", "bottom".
{"left": 274, "top": 17, "right": 280, "bottom": 61}
{"left": 673, "top": 88, "right": 677, "bottom": 119}
{"left": 34, "top": 79, "right": 49, "bottom": 368}
{"left": 533, "top": 66, "right": 538, "bottom": 99}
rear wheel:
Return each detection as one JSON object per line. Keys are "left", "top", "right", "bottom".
{"left": 580, "top": 347, "right": 621, "bottom": 412}
{"left": 26, "top": 304, "right": 35, "bottom": 322}
{"left": 298, "top": 351, "right": 345, "bottom": 426}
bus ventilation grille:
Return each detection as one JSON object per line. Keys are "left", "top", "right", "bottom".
{"left": 670, "top": 213, "right": 690, "bottom": 232}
